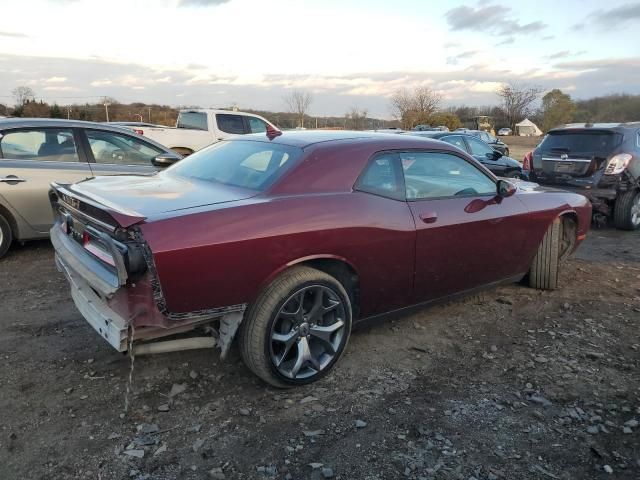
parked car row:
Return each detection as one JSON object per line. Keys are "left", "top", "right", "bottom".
{"left": 2, "top": 114, "right": 637, "bottom": 387}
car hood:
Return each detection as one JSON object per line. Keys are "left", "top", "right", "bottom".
{"left": 69, "top": 173, "right": 258, "bottom": 218}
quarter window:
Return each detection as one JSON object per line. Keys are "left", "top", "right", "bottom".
{"left": 356, "top": 153, "right": 403, "bottom": 200}
{"left": 217, "top": 114, "right": 247, "bottom": 134}
{"left": 86, "top": 130, "right": 162, "bottom": 165}
{"left": 400, "top": 151, "right": 495, "bottom": 200}
{"left": 0, "top": 129, "right": 79, "bottom": 162}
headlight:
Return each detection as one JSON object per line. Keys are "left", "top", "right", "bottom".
{"left": 604, "top": 153, "right": 632, "bottom": 175}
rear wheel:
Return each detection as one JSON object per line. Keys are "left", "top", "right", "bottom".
{"left": 528, "top": 218, "right": 561, "bottom": 290}
{"left": 0, "top": 213, "right": 13, "bottom": 259}
{"left": 238, "top": 266, "right": 352, "bottom": 388}
{"left": 506, "top": 170, "right": 522, "bottom": 179}
{"left": 613, "top": 189, "right": 640, "bottom": 230}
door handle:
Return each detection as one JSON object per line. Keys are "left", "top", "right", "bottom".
{"left": 419, "top": 212, "right": 438, "bottom": 224}
{"left": 0, "top": 176, "right": 26, "bottom": 183}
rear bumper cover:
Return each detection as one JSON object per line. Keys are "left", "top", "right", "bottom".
{"left": 56, "top": 252, "right": 128, "bottom": 351}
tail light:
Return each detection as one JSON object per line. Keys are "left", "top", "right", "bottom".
{"left": 523, "top": 151, "right": 532, "bottom": 172}
{"left": 133, "top": 129, "right": 144, "bottom": 135}
{"left": 605, "top": 153, "right": 632, "bottom": 175}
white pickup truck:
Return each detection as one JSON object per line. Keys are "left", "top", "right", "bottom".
{"left": 134, "top": 109, "right": 276, "bottom": 155}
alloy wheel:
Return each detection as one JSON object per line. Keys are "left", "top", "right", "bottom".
{"left": 269, "top": 285, "right": 346, "bottom": 380}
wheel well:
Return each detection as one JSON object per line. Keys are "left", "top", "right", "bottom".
{"left": 559, "top": 212, "right": 578, "bottom": 260}
{"left": 301, "top": 258, "right": 360, "bottom": 319}
{"left": 0, "top": 203, "right": 18, "bottom": 239}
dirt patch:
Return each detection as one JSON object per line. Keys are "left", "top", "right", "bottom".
{"left": 0, "top": 230, "right": 639, "bottom": 480}
{"left": 501, "top": 136, "right": 541, "bottom": 161}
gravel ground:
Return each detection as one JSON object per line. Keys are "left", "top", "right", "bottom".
{"left": 0, "top": 227, "right": 638, "bottom": 480}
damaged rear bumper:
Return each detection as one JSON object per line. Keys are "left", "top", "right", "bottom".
{"left": 56, "top": 253, "right": 129, "bottom": 351}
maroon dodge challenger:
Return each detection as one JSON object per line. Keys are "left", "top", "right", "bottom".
{"left": 50, "top": 130, "right": 591, "bottom": 387}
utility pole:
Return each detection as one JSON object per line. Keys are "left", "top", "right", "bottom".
{"left": 103, "top": 101, "right": 110, "bottom": 122}
{"left": 148, "top": 106, "right": 151, "bottom": 122}
{"left": 67, "top": 107, "right": 71, "bottom": 120}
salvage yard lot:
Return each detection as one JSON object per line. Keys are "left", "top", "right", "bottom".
{"left": 1, "top": 229, "right": 639, "bottom": 480}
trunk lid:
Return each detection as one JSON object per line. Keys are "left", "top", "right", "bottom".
{"left": 66, "top": 172, "right": 258, "bottom": 221}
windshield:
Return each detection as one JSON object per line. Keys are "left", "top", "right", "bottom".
{"left": 168, "top": 140, "right": 302, "bottom": 191}
{"left": 539, "top": 131, "right": 623, "bottom": 155}
{"left": 177, "top": 112, "right": 208, "bottom": 131}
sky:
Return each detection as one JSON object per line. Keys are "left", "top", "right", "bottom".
{"left": 0, "top": 0, "right": 639, "bottom": 118}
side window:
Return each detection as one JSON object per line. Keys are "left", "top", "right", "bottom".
{"left": 356, "top": 153, "right": 403, "bottom": 200}
{"left": 217, "top": 114, "right": 247, "bottom": 134}
{"left": 440, "top": 135, "right": 468, "bottom": 152}
{"left": 248, "top": 117, "right": 268, "bottom": 133}
{"left": 86, "top": 130, "right": 162, "bottom": 165}
{"left": 400, "top": 151, "right": 496, "bottom": 200}
{"left": 0, "top": 129, "right": 79, "bottom": 162}
{"left": 466, "top": 136, "right": 495, "bottom": 156}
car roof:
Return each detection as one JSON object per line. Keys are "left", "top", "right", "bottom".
{"left": 0, "top": 118, "right": 173, "bottom": 151}
{"left": 550, "top": 122, "right": 640, "bottom": 133}
{"left": 235, "top": 129, "right": 456, "bottom": 150}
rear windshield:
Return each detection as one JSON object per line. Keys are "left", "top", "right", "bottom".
{"left": 539, "top": 131, "right": 623, "bottom": 155}
{"left": 168, "top": 140, "right": 302, "bottom": 191}
{"left": 177, "top": 112, "right": 208, "bottom": 131}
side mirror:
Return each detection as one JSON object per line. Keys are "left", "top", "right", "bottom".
{"left": 152, "top": 152, "right": 182, "bottom": 168}
{"left": 496, "top": 179, "right": 517, "bottom": 198}
{"left": 489, "top": 150, "right": 502, "bottom": 160}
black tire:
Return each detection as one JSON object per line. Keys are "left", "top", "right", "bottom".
{"left": 506, "top": 170, "right": 522, "bottom": 179}
{"left": 505, "top": 148, "right": 510, "bottom": 157}
{"left": 613, "top": 189, "right": 640, "bottom": 231}
{"left": 0, "top": 213, "right": 12, "bottom": 259}
{"left": 528, "top": 218, "right": 561, "bottom": 290}
{"left": 238, "top": 266, "right": 352, "bottom": 388}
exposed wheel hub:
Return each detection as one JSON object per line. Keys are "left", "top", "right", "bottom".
{"left": 298, "top": 322, "right": 310, "bottom": 337}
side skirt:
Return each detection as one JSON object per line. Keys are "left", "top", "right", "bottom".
{"left": 352, "top": 273, "right": 526, "bottom": 331}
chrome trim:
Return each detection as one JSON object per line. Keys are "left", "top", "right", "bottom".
{"left": 541, "top": 157, "right": 592, "bottom": 163}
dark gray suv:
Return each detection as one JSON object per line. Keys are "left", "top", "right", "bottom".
{"left": 530, "top": 123, "right": 640, "bottom": 230}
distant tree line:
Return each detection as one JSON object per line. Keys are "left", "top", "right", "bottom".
{"left": 2, "top": 84, "right": 639, "bottom": 134}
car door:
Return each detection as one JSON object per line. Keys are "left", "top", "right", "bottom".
{"left": 0, "top": 127, "right": 93, "bottom": 234}
{"left": 399, "top": 150, "right": 530, "bottom": 303}
{"left": 465, "top": 136, "right": 507, "bottom": 176}
{"left": 81, "top": 128, "right": 162, "bottom": 175}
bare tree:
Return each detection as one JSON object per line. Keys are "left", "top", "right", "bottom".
{"left": 346, "top": 106, "right": 369, "bottom": 130}
{"left": 283, "top": 90, "right": 312, "bottom": 128}
{"left": 390, "top": 86, "right": 441, "bottom": 129}
{"left": 12, "top": 86, "right": 35, "bottom": 106}
{"left": 496, "top": 82, "right": 542, "bottom": 131}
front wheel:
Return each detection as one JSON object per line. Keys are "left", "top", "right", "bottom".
{"left": 528, "top": 218, "right": 561, "bottom": 290}
{"left": 238, "top": 266, "right": 352, "bottom": 388}
{"left": 613, "top": 189, "right": 640, "bottom": 230}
